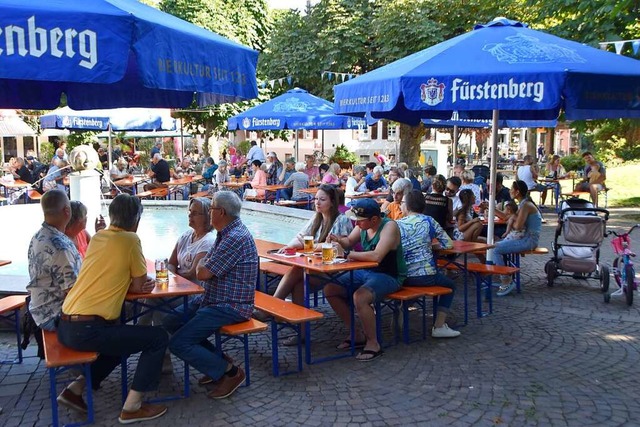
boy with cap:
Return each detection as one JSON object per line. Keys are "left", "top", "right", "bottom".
{"left": 326, "top": 198, "right": 406, "bottom": 362}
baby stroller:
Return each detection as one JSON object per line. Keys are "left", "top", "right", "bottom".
{"left": 544, "top": 197, "right": 610, "bottom": 289}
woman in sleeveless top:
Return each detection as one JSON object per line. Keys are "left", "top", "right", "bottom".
{"left": 493, "top": 180, "right": 542, "bottom": 296}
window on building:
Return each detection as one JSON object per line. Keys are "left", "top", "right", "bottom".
{"left": 382, "top": 121, "right": 388, "bottom": 140}
{"left": 371, "top": 123, "right": 378, "bottom": 140}
{"left": 23, "top": 136, "right": 35, "bottom": 156}
{"left": 359, "top": 154, "right": 370, "bottom": 162}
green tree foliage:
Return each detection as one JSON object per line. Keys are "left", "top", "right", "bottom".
{"left": 159, "top": 0, "right": 271, "bottom": 153}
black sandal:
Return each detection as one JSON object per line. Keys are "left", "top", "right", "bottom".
{"left": 356, "top": 349, "right": 383, "bottom": 362}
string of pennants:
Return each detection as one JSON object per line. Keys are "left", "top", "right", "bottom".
{"left": 258, "top": 76, "right": 294, "bottom": 89}
{"left": 321, "top": 71, "right": 358, "bottom": 82}
{"left": 598, "top": 39, "right": 640, "bottom": 56}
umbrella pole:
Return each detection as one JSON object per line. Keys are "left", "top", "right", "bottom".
{"left": 321, "top": 130, "right": 325, "bottom": 157}
{"left": 108, "top": 124, "right": 112, "bottom": 170}
{"left": 452, "top": 125, "right": 458, "bottom": 169}
{"left": 486, "top": 110, "right": 499, "bottom": 263}
{"left": 180, "top": 118, "right": 184, "bottom": 159}
{"left": 296, "top": 131, "right": 299, "bottom": 160}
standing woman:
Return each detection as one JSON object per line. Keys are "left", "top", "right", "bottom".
{"left": 493, "top": 180, "right": 542, "bottom": 296}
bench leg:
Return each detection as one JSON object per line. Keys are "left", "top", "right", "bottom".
{"left": 243, "top": 333, "right": 250, "bottom": 387}
{"left": 49, "top": 363, "right": 95, "bottom": 427}
{"left": 270, "top": 320, "right": 279, "bottom": 377}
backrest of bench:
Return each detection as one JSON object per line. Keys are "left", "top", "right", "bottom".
{"left": 42, "top": 330, "right": 98, "bottom": 368}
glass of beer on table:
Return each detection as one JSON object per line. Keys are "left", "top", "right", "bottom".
{"left": 303, "top": 235, "right": 314, "bottom": 253}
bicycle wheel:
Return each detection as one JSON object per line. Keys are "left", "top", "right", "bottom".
{"left": 625, "top": 264, "right": 634, "bottom": 306}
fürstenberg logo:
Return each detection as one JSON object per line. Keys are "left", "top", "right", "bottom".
{"left": 0, "top": 16, "right": 97, "bottom": 70}
{"left": 451, "top": 78, "right": 544, "bottom": 103}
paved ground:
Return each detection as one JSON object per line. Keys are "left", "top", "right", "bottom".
{"left": 1, "top": 207, "right": 639, "bottom": 427}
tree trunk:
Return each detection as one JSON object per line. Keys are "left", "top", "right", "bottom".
{"left": 527, "top": 128, "right": 537, "bottom": 157}
{"left": 399, "top": 123, "right": 425, "bottom": 168}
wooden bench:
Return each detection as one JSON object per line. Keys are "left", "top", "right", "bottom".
{"left": 437, "top": 259, "right": 520, "bottom": 317}
{"left": 259, "top": 261, "right": 293, "bottom": 293}
{"left": 0, "top": 295, "right": 27, "bottom": 364}
{"left": 43, "top": 330, "right": 98, "bottom": 427}
{"left": 244, "top": 195, "right": 267, "bottom": 203}
{"left": 254, "top": 291, "right": 323, "bottom": 376}
{"left": 214, "top": 318, "right": 267, "bottom": 386}
{"left": 376, "top": 286, "right": 453, "bottom": 345}
{"left": 135, "top": 187, "right": 168, "bottom": 199}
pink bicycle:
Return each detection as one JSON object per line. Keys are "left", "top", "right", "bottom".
{"left": 604, "top": 224, "right": 639, "bottom": 305}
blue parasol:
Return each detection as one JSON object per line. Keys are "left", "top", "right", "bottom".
{"left": 0, "top": 0, "right": 259, "bottom": 109}
{"left": 228, "top": 88, "right": 371, "bottom": 158}
{"left": 334, "top": 18, "right": 640, "bottom": 124}
{"left": 228, "top": 88, "right": 369, "bottom": 131}
{"left": 40, "top": 107, "right": 176, "bottom": 131}
{"left": 334, "top": 17, "right": 640, "bottom": 252}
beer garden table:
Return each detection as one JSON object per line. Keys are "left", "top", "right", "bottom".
{"left": 255, "top": 238, "right": 378, "bottom": 364}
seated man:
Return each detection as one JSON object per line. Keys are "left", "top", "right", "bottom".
{"left": 575, "top": 151, "right": 606, "bottom": 207}
{"left": 57, "top": 194, "right": 169, "bottom": 424}
{"left": 164, "top": 191, "right": 258, "bottom": 399}
{"left": 144, "top": 153, "right": 170, "bottom": 191}
{"left": 326, "top": 198, "right": 406, "bottom": 361}
{"left": 365, "top": 166, "right": 388, "bottom": 191}
{"left": 27, "top": 190, "right": 81, "bottom": 331}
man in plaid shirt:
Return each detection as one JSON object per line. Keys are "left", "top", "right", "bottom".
{"left": 165, "top": 191, "right": 258, "bottom": 399}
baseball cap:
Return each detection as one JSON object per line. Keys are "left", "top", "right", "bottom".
{"left": 26, "top": 155, "right": 35, "bottom": 161}
{"left": 345, "top": 198, "right": 381, "bottom": 221}
{"left": 267, "top": 151, "right": 277, "bottom": 158}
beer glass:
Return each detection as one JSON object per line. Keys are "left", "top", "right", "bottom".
{"left": 322, "top": 243, "right": 337, "bottom": 264}
{"left": 155, "top": 258, "right": 169, "bottom": 288}
{"left": 303, "top": 236, "right": 314, "bottom": 253}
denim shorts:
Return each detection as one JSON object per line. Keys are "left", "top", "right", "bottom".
{"left": 334, "top": 269, "right": 400, "bottom": 301}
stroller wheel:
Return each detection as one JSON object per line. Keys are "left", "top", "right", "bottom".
{"left": 600, "top": 265, "right": 610, "bottom": 293}
{"left": 604, "top": 292, "right": 611, "bottom": 303}
{"left": 625, "top": 265, "right": 634, "bottom": 306}
{"left": 545, "top": 260, "right": 556, "bottom": 287}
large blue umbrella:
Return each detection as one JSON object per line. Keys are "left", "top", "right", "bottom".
{"left": 0, "top": 0, "right": 259, "bottom": 109}
{"left": 228, "top": 88, "right": 368, "bottom": 131}
{"left": 40, "top": 107, "right": 176, "bottom": 131}
{"left": 228, "top": 88, "right": 370, "bottom": 157}
{"left": 334, "top": 18, "right": 640, "bottom": 124}
{"left": 334, "top": 17, "right": 640, "bottom": 249}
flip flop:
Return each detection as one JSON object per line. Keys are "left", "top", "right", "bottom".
{"left": 356, "top": 349, "right": 384, "bottom": 362}
{"left": 336, "top": 339, "right": 366, "bottom": 350}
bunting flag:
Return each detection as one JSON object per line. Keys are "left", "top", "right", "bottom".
{"left": 321, "top": 70, "right": 357, "bottom": 81}
{"left": 598, "top": 39, "right": 640, "bottom": 56}
{"left": 257, "top": 76, "right": 294, "bottom": 90}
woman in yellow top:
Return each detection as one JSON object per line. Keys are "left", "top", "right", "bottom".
{"left": 382, "top": 178, "right": 413, "bottom": 221}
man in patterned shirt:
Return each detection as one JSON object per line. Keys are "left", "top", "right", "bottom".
{"left": 165, "top": 191, "right": 258, "bottom": 399}
{"left": 27, "top": 189, "right": 81, "bottom": 331}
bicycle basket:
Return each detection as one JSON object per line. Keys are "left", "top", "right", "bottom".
{"left": 611, "top": 235, "right": 630, "bottom": 255}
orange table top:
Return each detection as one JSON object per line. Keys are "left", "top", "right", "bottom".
{"left": 0, "top": 260, "right": 11, "bottom": 267}
{"left": 220, "top": 181, "right": 247, "bottom": 189}
{"left": 114, "top": 176, "right": 147, "bottom": 186}
{"left": 168, "top": 175, "right": 204, "bottom": 186}
{"left": 125, "top": 259, "right": 204, "bottom": 300}
{"left": 351, "top": 191, "right": 389, "bottom": 199}
{"left": 300, "top": 187, "right": 319, "bottom": 195}
{"left": 255, "top": 238, "right": 378, "bottom": 273}
{"left": 253, "top": 184, "right": 289, "bottom": 191}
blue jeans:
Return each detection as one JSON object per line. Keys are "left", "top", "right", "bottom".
{"left": 57, "top": 318, "right": 168, "bottom": 392}
{"left": 493, "top": 233, "right": 539, "bottom": 267}
{"left": 334, "top": 269, "right": 400, "bottom": 301}
{"left": 404, "top": 273, "right": 455, "bottom": 312}
{"left": 166, "top": 305, "right": 246, "bottom": 381}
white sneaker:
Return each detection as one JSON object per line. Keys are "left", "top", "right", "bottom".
{"left": 431, "top": 323, "right": 461, "bottom": 338}
{"left": 496, "top": 281, "right": 517, "bottom": 297}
